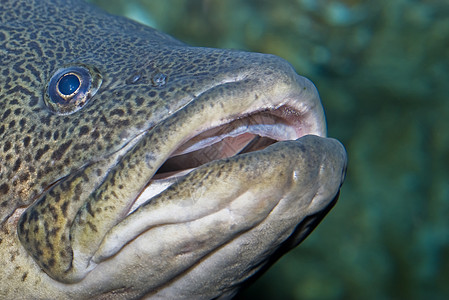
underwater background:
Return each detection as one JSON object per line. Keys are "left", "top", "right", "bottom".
{"left": 89, "top": 1, "right": 449, "bottom": 299}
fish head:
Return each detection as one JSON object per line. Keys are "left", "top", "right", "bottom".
{"left": 0, "top": 0, "right": 347, "bottom": 299}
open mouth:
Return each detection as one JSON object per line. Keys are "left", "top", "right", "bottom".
{"left": 156, "top": 106, "right": 302, "bottom": 176}
{"left": 131, "top": 100, "right": 325, "bottom": 212}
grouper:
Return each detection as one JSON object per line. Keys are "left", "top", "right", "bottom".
{"left": 0, "top": 0, "right": 347, "bottom": 299}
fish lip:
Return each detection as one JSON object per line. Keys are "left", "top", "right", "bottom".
{"left": 127, "top": 74, "right": 328, "bottom": 213}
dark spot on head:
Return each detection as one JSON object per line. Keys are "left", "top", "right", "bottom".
{"left": 73, "top": 143, "right": 88, "bottom": 151}
{"left": 13, "top": 109, "right": 24, "bottom": 121}
{"left": 23, "top": 136, "right": 31, "bottom": 147}
{"left": 28, "top": 165, "right": 35, "bottom": 173}
{"left": 13, "top": 158, "right": 21, "bottom": 172}
{"left": 78, "top": 125, "right": 89, "bottom": 137}
{"left": 45, "top": 131, "right": 52, "bottom": 140}
{"left": 110, "top": 108, "right": 125, "bottom": 117}
{"left": 86, "top": 202, "right": 94, "bottom": 216}
{"left": 91, "top": 130, "right": 99, "bottom": 139}
{"left": 48, "top": 258, "right": 55, "bottom": 267}
{"left": 0, "top": 183, "right": 9, "bottom": 195}
{"left": 87, "top": 221, "right": 98, "bottom": 232}
{"left": 35, "top": 145, "right": 50, "bottom": 161}
{"left": 73, "top": 183, "right": 83, "bottom": 201}
{"left": 21, "top": 272, "right": 28, "bottom": 282}
{"left": 19, "top": 172, "right": 30, "bottom": 183}
{"left": 117, "top": 119, "right": 130, "bottom": 127}
{"left": 3, "top": 141, "right": 11, "bottom": 152}
{"left": 134, "top": 97, "right": 144, "bottom": 106}
{"left": 29, "top": 209, "right": 39, "bottom": 222}
{"left": 49, "top": 226, "right": 60, "bottom": 237}
{"left": 146, "top": 100, "right": 156, "bottom": 107}
{"left": 2, "top": 108, "right": 11, "bottom": 119}
{"left": 51, "top": 140, "right": 72, "bottom": 161}
{"left": 61, "top": 201, "right": 69, "bottom": 217}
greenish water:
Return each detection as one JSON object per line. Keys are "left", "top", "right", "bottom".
{"left": 90, "top": 1, "right": 449, "bottom": 299}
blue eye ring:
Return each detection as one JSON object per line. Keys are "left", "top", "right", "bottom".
{"left": 45, "top": 65, "right": 102, "bottom": 115}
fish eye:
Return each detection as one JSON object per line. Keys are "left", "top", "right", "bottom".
{"left": 45, "top": 65, "right": 102, "bottom": 115}
{"left": 58, "top": 73, "right": 81, "bottom": 96}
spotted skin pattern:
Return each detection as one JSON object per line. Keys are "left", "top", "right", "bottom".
{"left": 0, "top": 0, "right": 347, "bottom": 298}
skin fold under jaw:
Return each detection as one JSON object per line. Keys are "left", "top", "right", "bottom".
{"left": 0, "top": 0, "right": 348, "bottom": 299}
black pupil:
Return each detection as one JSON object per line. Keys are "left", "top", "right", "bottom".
{"left": 58, "top": 74, "right": 80, "bottom": 95}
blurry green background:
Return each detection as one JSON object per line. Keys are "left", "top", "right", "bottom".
{"left": 88, "top": 0, "right": 449, "bottom": 299}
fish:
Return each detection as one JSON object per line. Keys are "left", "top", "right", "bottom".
{"left": 0, "top": 0, "right": 347, "bottom": 299}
